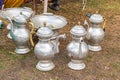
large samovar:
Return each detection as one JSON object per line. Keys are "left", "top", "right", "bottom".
{"left": 84, "top": 13, "right": 105, "bottom": 51}
{"left": 7, "top": 16, "right": 30, "bottom": 54}
{"left": 67, "top": 25, "right": 89, "bottom": 70}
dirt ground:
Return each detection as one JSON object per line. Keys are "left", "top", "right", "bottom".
{"left": 0, "top": 0, "right": 120, "bottom": 80}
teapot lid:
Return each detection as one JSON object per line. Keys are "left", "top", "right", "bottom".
{"left": 0, "top": 7, "right": 34, "bottom": 20}
{"left": 70, "top": 25, "right": 87, "bottom": 36}
{"left": 36, "top": 27, "right": 53, "bottom": 38}
{"left": 89, "top": 14, "right": 103, "bottom": 23}
{"left": 13, "top": 15, "right": 27, "bottom": 23}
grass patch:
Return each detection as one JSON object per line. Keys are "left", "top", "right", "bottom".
{"left": 86, "top": 55, "right": 93, "bottom": 62}
{"left": 86, "top": 0, "right": 120, "bottom": 14}
{"left": 1, "top": 50, "right": 27, "bottom": 61}
{"left": 111, "top": 62, "right": 120, "bottom": 71}
{"left": 0, "top": 49, "right": 26, "bottom": 70}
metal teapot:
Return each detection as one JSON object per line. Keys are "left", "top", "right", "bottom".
{"left": 0, "top": 7, "right": 34, "bottom": 39}
{"left": 67, "top": 25, "right": 89, "bottom": 70}
{"left": 84, "top": 13, "right": 106, "bottom": 51}
{"left": 7, "top": 16, "right": 30, "bottom": 54}
{"left": 34, "top": 26, "right": 55, "bottom": 71}
{"left": 32, "top": 22, "right": 66, "bottom": 71}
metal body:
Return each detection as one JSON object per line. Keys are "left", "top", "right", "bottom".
{"left": 86, "top": 14, "right": 104, "bottom": 51}
{"left": 34, "top": 27, "right": 55, "bottom": 71}
{"left": 67, "top": 25, "right": 89, "bottom": 70}
{"left": 8, "top": 16, "right": 30, "bottom": 54}
{"left": 34, "top": 26, "right": 66, "bottom": 71}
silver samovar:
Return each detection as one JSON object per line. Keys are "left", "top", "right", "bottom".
{"left": 67, "top": 25, "right": 89, "bottom": 70}
{"left": 7, "top": 16, "right": 30, "bottom": 54}
{"left": 34, "top": 26, "right": 55, "bottom": 71}
{"left": 84, "top": 13, "right": 105, "bottom": 51}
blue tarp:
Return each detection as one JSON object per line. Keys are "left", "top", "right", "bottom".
{"left": 0, "top": 0, "right": 4, "bottom": 9}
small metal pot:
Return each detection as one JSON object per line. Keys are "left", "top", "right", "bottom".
{"left": 34, "top": 26, "right": 55, "bottom": 71}
{"left": 7, "top": 16, "right": 30, "bottom": 54}
{"left": 85, "top": 13, "right": 105, "bottom": 51}
{"left": 67, "top": 25, "right": 89, "bottom": 70}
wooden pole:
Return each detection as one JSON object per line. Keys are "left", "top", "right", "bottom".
{"left": 33, "top": 0, "right": 37, "bottom": 14}
{"left": 43, "top": 0, "right": 48, "bottom": 13}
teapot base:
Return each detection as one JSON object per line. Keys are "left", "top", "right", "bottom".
{"left": 88, "top": 45, "right": 102, "bottom": 51}
{"left": 36, "top": 60, "right": 55, "bottom": 71}
{"left": 68, "top": 60, "right": 85, "bottom": 70}
{"left": 15, "top": 48, "right": 30, "bottom": 54}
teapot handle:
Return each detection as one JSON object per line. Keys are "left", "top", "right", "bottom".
{"left": 102, "top": 18, "right": 106, "bottom": 31}
{"left": 28, "top": 22, "right": 35, "bottom": 47}
{"left": 84, "top": 19, "right": 90, "bottom": 30}
{"left": 6, "top": 17, "right": 14, "bottom": 32}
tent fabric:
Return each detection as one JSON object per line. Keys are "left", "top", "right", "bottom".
{"left": 4, "top": 0, "right": 24, "bottom": 8}
{"left": 0, "top": 0, "right": 4, "bottom": 9}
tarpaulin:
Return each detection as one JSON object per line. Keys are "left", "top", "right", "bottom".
{"left": 4, "top": 0, "right": 24, "bottom": 8}
{"left": 0, "top": 0, "right": 4, "bottom": 9}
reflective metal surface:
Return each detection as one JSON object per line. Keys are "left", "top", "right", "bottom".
{"left": 67, "top": 25, "right": 89, "bottom": 70}
{"left": 86, "top": 13, "right": 104, "bottom": 51}
{"left": 34, "top": 27, "right": 55, "bottom": 71}
{"left": 7, "top": 16, "right": 30, "bottom": 54}
{"left": 30, "top": 13, "right": 67, "bottom": 30}
{"left": 0, "top": 7, "right": 34, "bottom": 19}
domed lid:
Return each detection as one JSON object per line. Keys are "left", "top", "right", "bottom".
{"left": 31, "top": 13, "right": 67, "bottom": 30}
{"left": 70, "top": 25, "right": 87, "bottom": 36}
{"left": 13, "top": 15, "right": 27, "bottom": 23}
{"left": 89, "top": 14, "right": 103, "bottom": 23}
{"left": 36, "top": 27, "right": 53, "bottom": 38}
{"left": 0, "top": 7, "right": 34, "bottom": 20}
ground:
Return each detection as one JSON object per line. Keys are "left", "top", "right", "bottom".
{"left": 0, "top": 0, "right": 120, "bottom": 80}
